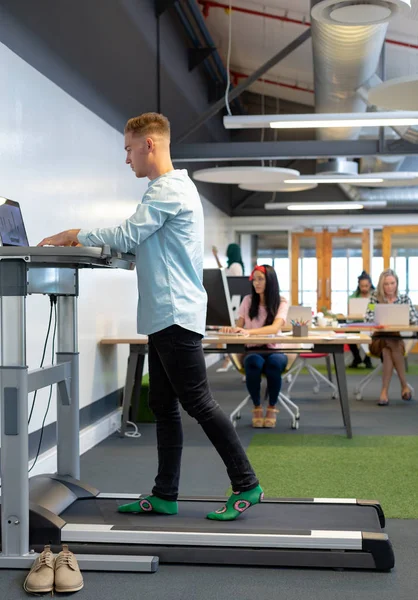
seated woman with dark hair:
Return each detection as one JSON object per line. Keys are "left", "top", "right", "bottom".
{"left": 349, "top": 270, "right": 375, "bottom": 369}
{"left": 365, "top": 268, "right": 418, "bottom": 406}
{"left": 222, "top": 264, "right": 288, "bottom": 428}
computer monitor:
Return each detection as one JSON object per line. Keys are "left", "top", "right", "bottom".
{"left": 227, "top": 276, "right": 252, "bottom": 321}
{"left": 0, "top": 198, "right": 29, "bottom": 246}
{"left": 203, "top": 268, "right": 235, "bottom": 327}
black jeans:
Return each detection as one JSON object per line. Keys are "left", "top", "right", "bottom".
{"left": 148, "top": 325, "right": 259, "bottom": 501}
{"left": 349, "top": 344, "right": 362, "bottom": 362}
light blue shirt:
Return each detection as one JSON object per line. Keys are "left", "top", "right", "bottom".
{"left": 77, "top": 169, "right": 207, "bottom": 336}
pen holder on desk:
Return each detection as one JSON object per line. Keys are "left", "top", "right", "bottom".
{"left": 293, "top": 324, "right": 308, "bottom": 337}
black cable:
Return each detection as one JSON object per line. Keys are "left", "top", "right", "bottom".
{"left": 0, "top": 296, "right": 57, "bottom": 489}
{"left": 28, "top": 297, "right": 55, "bottom": 425}
{"left": 28, "top": 298, "right": 58, "bottom": 474}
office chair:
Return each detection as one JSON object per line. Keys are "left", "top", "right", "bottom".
{"left": 228, "top": 354, "right": 300, "bottom": 430}
{"left": 285, "top": 352, "right": 338, "bottom": 399}
{"left": 354, "top": 338, "right": 415, "bottom": 401}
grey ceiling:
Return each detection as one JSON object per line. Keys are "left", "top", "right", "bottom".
{"left": 0, "top": 0, "right": 235, "bottom": 214}
{"left": 1, "top": 0, "right": 417, "bottom": 218}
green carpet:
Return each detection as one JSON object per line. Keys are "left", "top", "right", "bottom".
{"left": 247, "top": 434, "right": 418, "bottom": 519}
{"left": 307, "top": 363, "right": 418, "bottom": 376}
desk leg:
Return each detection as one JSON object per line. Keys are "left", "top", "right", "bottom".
{"left": 325, "top": 354, "right": 333, "bottom": 383}
{"left": 131, "top": 351, "right": 146, "bottom": 426}
{"left": 333, "top": 350, "right": 353, "bottom": 438}
{"left": 120, "top": 347, "right": 139, "bottom": 437}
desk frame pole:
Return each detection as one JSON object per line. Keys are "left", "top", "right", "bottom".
{"left": 333, "top": 348, "right": 352, "bottom": 438}
{"left": 0, "top": 260, "right": 30, "bottom": 558}
{"left": 56, "top": 285, "right": 80, "bottom": 479}
{"left": 312, "top": 343, "right": 352, "bottom": 438}
{"left": 120, "top": 344, "right": 147, "bottom": 437}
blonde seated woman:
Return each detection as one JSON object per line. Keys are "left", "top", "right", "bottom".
{"left": 365, "top": 268, "right": 418, "bottom": 406}
{"left": 221, "top": 265, "right": 288, "bottom": 428}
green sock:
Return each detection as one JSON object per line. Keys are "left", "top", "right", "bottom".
{"left": 118, "top": 495, "right": 178, "bottom": 515}
{"left": 206, "top": 485, "right": 264, "bottom": 521}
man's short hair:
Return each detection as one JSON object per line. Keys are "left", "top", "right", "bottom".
{"left": 124, "top": 113, "right": 170, "bottom": 139}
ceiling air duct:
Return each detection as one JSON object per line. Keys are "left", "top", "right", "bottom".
{"left": 310, "top": 0, "right": 418, "bottom": 206}
{"left": 316, "top": 158, "right": 358, "bottom": 176}
{"left": 311, "top": 0, "right": 411, "bottom": 27}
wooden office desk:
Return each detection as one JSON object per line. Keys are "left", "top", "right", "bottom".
{"left": 101, "top": 333, "right": 371, "bottom": 439}
{"left": 282, "top": 325, "right": 418, "bottom": 334}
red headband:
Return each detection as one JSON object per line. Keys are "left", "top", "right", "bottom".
{"left": 249, "top": 265, "right": 266, "bottom": 281}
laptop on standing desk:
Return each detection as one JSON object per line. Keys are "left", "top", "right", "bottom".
{"left": 0, "top": 198, "right": 29, "bottom": 246}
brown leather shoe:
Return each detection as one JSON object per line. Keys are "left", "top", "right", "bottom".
{"left": 23, "top": 545, "right": 55, "bottom": 594}
{"left": 54, "top": 544, "right": 84, "bottom": 593}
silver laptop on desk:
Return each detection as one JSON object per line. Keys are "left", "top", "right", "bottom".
{"left": 348, "top": 298, "right": 369, "bottom": 317}
{"left": 286, "top": 305, "right": 312, "bottom": 325}
{"left": 0, "top": 198, "right": 29, "bottom": 246}
{"left": 374, "top": 304, "right": 409, "bottom": 326}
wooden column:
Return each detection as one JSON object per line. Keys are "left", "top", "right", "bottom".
{"left": 362, "top": 228, "right": 371, "bottom": 274}
{"left": 382, "top": 227, "right": 391, "bottom": 270}
{"left": 291, "top": 233, "right": 299, "bottom": 306}
{"left": 321, "top": 230, "right": 332, "bottom": 312}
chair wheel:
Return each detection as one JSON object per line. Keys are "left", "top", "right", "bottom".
{"left": 332, "top": 392, "right": 338, "bottom": 399}
{"left": 292, "top": 421, "right": 299, "bottom": 430}
{"left": 236, "top": 413, "right": 241, "bottom": 420}
{"left": 313, "top": 385, "right": 320, "bottom": 394}
{"left": 296, "top": 414, "right": 300, "bottom": 420}
{"left": 356, "top": 393, "right": 362, "bottom": 401}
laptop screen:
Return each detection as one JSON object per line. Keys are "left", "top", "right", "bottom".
{"left": 0, "top": 198, "right": 29, "bottom": 247}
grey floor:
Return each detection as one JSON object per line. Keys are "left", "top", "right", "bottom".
{"left": 4, "top": 359, "right": 418, "bottom": 599}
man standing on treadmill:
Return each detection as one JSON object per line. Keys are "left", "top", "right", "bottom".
{"left": 38, "top": 112, "right": 263, "bottom": 520}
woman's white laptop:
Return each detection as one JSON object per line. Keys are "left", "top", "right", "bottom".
{"left": 374, "top": 304, "right": 409, "bottom": 326}
{"left": 348, "top": 298, "right": 369, "bottom": 316}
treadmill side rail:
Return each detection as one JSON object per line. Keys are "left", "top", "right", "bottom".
{"left": 75, "top": 554, "right": 158, "bottom": 573}
{"left": 362, "top": 532, "right": 395, "bottom": 571}
{"left": 61, "top": 524, "right": 364, "bottom": 551}
{"left": 357, "top": 500, "right": 385, "bottom": 528}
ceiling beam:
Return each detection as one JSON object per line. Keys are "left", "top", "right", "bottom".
{"left": 172, "top": 139, "right": 418, "bottom": 162}
{"left": 175, "top": 28, "right": 312, "bottom": 143}
{"left": 232, "top": 191, "right": 260, "bottom": 211}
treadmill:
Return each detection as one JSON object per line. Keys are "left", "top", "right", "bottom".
{"left": 0, "top": 247, "right": 395, "bottom": 572}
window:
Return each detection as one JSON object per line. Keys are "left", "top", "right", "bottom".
{"left": 330, "top": 248, "right": 363, "bottom": 314}
{"left": 298, "top": 248, "right": 317, "bottom": 308}
{"left": 257, "top": 257, "right": 273, "bottom": 266}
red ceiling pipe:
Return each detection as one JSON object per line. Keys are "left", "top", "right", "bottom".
{"left": 199, "top": 1, "right": 418, "bottom": 50}
{"left": 230, "top": 69, "right": 314, "bottom": 94}
{"left": 200, "top": 0, "right": 311, "bottom": 27}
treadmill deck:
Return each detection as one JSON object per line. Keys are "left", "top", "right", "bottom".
{"left": 61, "top": 497, "right": 383, "bottom": 534}
{"left": 29, "top": 496, "right": 394, "bottom": 570}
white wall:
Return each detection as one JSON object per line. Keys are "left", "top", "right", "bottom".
{"left": 201, "top": 196, "right": 232, "bottom": 268}
{"left": 0, "top": 42, "right": 234, "bottom": 438}
{"left": 0, "top": 41, "right": 144, "bottom": 434}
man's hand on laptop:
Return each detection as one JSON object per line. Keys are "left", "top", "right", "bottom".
{"left": 220, "top": 326, "right": 249, "bottom": 337}
{"left": 38, "top": 229, "right": 81, "bottom": 247}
